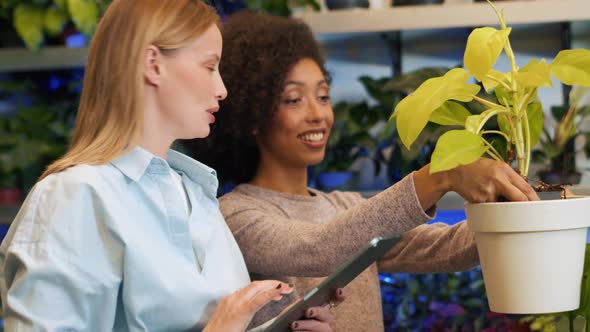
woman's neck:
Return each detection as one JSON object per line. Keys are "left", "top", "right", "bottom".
{"left": 249, "top": 163, "right": 310, "bottom": 196}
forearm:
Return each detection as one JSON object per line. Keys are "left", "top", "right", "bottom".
{"left": 377, "top": 222, "right": 479, "bottom": 273}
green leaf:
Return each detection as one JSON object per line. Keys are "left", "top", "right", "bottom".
{"left": 481, "top": 69, "right": 506, "bottom": 92}
{"left": 464, "top": 27, "right": 511, "bottom": 82}
{"left": 465, "top": 108, "right": 506, "bottom": 134}
{"left": 384, "top": 67, "right": 451, "bottom": 93}
{"left": 550, "top": 49, "right": 590, "bottom": 87}
{"left": 430, "top": 130, "right": 489, "bottom": 173}
{"left": 429, "top": 101, "right": 472, "bottom": 126}
{"left": 569, "top": 85, "right": 590, "bottom": 109}
{"left": 542, "top": 141, "right": 563, "bottom": 159}
{"left": 515, "top": 59, "right": 552, "bottom": 88}
{"left": 54, "top": 0, "right": 68, "bottom": 9}
{"left": 13, "top": 4, "right": 45, "bottom": 51}
{"left": 67, "top": 0, "right": 98, "bottom": 36}
{"left": 495, "top": 84, "right": 537, "bottom": 107}
{"left": 527, "top": 102, "right": 543, "bottom": 148}
{"left": 44, "top": 5, "right": 68, "bottom": 36}
{"left": 392, "top": 68, "right": 480, "bottom": 149}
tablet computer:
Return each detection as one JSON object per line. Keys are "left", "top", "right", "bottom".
{"left": 263, "top": 234, "right": 403, "bottom": 332}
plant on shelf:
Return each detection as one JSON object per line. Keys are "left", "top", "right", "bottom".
{"left": 312, "top": 99, "right": 378, "bottom": 189}
{"left": 391, "top": 0, "right": 590, "bottom": 319}
{"left": 533, "top": 86, "right": 590, "bottom": 185}
{"left": 242, "top": 0, "right": 320, "bottom": 16}
{"left": 0, "top": 73, "right": 77, "bottom": 204}
{"left": 205, "top": 0, "right": 320, "bottom": 17}
{"left": 0, "top": 0, "right": 111, "bottom": 51}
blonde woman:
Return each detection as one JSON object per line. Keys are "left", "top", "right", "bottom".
{"left": 0, "top": 1, "right": 338, "bottom": 331}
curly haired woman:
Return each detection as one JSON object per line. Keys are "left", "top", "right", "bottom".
{"left": 187, "top": 11, "right": 538, "bottom": 331}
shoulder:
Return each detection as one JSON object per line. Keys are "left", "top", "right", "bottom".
{"left": 7, "top": 164, "right": 118, "bottom": 244}
{"left": 37, "top": 164, "right": 122, "bottom": 201}
{"left": 219, "top": 185, "right": 283, "bottom": 217}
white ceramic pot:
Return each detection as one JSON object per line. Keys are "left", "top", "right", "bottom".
{"left": 465, "top": 196, "right": 590, "bottom": 314}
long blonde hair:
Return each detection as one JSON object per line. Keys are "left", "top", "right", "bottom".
{"left": 40, "top": 0, "right": 218, "bottom": 180}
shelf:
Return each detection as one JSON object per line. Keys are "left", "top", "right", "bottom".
{"left": 0, "top": 46, "right": 87, "bottom": 73}
{"left": 295, "top": 0, "right": 590, "bottom": 34}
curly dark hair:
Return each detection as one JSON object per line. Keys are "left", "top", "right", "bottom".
{"left": 183, "top": 11, "right": 330, "bottom": 187}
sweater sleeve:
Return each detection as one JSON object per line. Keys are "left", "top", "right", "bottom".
{"left": 377, "top": 221, "right": 479, "bottom": 273}
{"left": 220, "top": 173, "right": 434, "bottom": 277}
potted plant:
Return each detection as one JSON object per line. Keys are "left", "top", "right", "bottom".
{"left": 392, "top": 0, "right": 590, "bottom": 314}
{"left": 534, "top": 86, "right": 590, "bottom": 185}
{"left": 0, "top": 74, "right": 76, "bottom": 205}
{"left": 237, "top": 0, "right": 320, "bottom": 16}
{"left": 0, "top": 104, "right": 72, "bottom": 202}
{"left": 0, "top": 0, "right": 109, "bottom": 51}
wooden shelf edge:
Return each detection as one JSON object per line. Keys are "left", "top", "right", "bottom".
{"left": 295, "top": 0, "right": 590, "bottom": 34}
{"left": 0, "top": 46, "right": 87, "bottom": 73}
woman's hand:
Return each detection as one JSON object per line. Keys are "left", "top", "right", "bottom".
{"left": 414, "top": 158, "right": 539, "bottom": 210}
{"left": 448, "top": 158, "right": 539, "bottom": 203}
{"left": 203, "top": 281, "right": 293, "bottom": 332}
{"left": 289, "top": 288, "right": 347, "bottom": 332}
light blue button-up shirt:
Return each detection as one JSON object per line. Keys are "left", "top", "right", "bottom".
{"left": 0, "top": 147, "right": 251, "bottom": 331}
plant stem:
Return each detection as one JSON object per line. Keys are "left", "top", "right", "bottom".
{"left": 476, "top": 108, "right": 511, "bottom": 133}
{"left": 483, "top": 140, "right": 504, "bottom": 161}
{"left": 472, "top": 95, "right": 502, "bottom": 109}
{"left": 489, "top": 0, "right": 526, "bottom": 175}
{"left": 484, "top": 73, "right": 512, "bottom": 91}
{"left": 482, "top": 130, "right": 511, "bottom": 142}
{"left": 523, "top": 110, "right": 531, "bottom": 176}
{"left": 515, "top": 116, "right": 526, "bottom": 175}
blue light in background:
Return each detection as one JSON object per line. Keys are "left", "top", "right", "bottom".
{"left": 65, "top": 33, "right": 87, "bottom": 48}
{"left": 428, "top": 210, "right": 466, "bottom": 225}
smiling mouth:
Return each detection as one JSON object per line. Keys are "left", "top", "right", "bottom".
{"left": 298, "top": 131, "right": 325, "bottom": 142}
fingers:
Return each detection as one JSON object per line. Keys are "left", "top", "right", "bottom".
{"left": 494, "top": 164, "right": 539, "bottom": 202}
{"left": 332, "top": 288, "right": 346, "bottom": 305}
{"left": 306, "top": 305, "right": 332, "bottom": 323}
{"left": 290, "top": 315, "right": 332, "bottom": 332}
{"left": 508, "top": 170, "right": 540, "bottom": 201}
{"left": 463, "top": 159, "right": 539, "bottom": 203}
{"left": 240, "top": 281, "right": 293, "bottom": 313}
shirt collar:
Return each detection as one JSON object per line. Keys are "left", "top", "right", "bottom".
{"left": 166, "top": 149, "right": 219, "bottom": 195}
{"left": 110, "top": 146, "right": 154, "bottom": 182}
{"left": 110, "top": 147, "right": 219, "bottom": 195}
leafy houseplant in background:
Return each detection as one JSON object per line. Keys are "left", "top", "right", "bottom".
{"left": 534, "top": 86, "right": 590, "bottom": 185}
{"left": 379, "top": 268, "right": 532, "bottom": 331}
{"left": 208, "top": 0, "right": 320, "bottom": 17}
{"left": 0, "top": 0, "right": 111, "bottom": 51}
{"left": 392, "top": 0, "right": 590, "bottom": 317}
{"left": 313, "top": 100, "right": 378, "bottom": 189}
{"left": 0, "top": 72, "right": 78, "bottom": 204}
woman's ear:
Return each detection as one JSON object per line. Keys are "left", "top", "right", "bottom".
{"left": 144, "top": 45, "right": 163, "bottom": 86}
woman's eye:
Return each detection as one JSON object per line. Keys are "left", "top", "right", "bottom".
{"left": 284, "top": 98, "right": 302, "bottom": 105}
{"left": 318, "top": 95, "right": 330, "bottom": 103}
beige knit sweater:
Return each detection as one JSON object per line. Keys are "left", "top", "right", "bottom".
{"left": 220, "top": 174, "right": 479, "bottom": 332}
